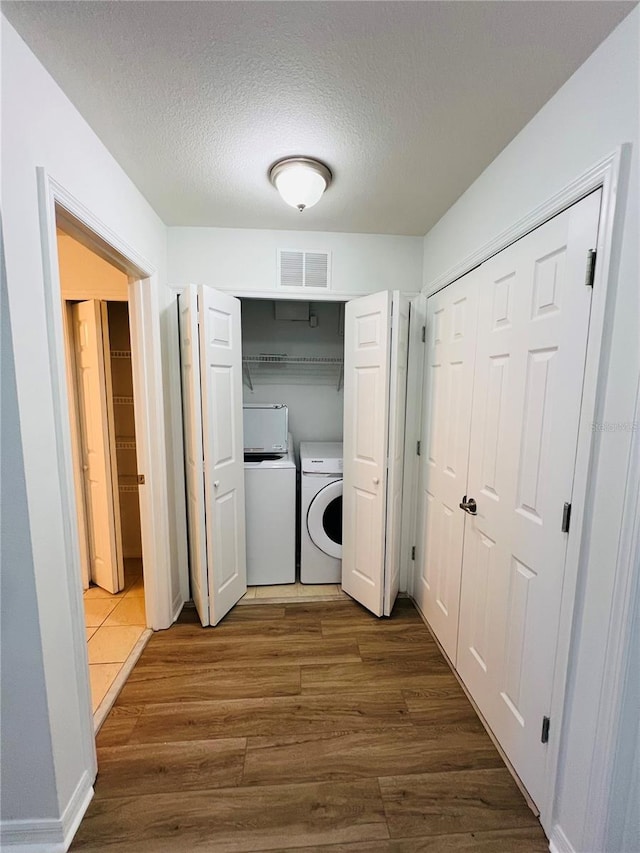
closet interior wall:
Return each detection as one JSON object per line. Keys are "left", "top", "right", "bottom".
{"left": 240, "top": 298, "right": 345, "bottom": 454}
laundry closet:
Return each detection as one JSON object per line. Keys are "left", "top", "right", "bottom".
{"left": 178, "top": 285, "right": 411, "bottom": 628}
{"left": 240, "top": 297, "right": 345, "bottom": 590}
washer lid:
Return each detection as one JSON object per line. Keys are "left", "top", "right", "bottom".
{"left": 307, "top": 479, "right": 343, "bottom": 559}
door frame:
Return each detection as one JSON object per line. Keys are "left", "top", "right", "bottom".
{"left": 36, "top": 169, "right": 175, "bottom": 749}
{"left": 415, "top": 147, "right": 632, "bottom": 835}
{"left": 172, "top": 284, "right": 423, "bottom": 604}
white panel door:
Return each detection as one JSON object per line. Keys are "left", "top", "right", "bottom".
{"left": 198, "top": 285, "right": 247, "bottom": 625}
{"left": 342, "top": 290, "right": 392, "bottom": 616}
{"left": 178, "top": 285, "right": 209, "bottom": 626}
{"left": 63, "top": 301, "right": 91, "bottom": 590}
{"left": 414, "top": 270, "right": 480, "bottom": 662}
{"left": 383, "top": 292, "right": 411, "bottom": 616}
{"left": 72, "top": 300, "right": 124, "bottom": 594}
{"left": 457, "top": 190, "right": 601, "bottom": 808}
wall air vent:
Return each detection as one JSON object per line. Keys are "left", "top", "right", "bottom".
{"left": 278, "top": 249, "right": 331, "bottom": 290}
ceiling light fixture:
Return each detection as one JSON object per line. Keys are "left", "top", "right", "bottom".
{"left": 269, "top": 157, "right": 332, "bottom": 212}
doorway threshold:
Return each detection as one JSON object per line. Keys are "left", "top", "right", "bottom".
{"left": 238, "top": 581, "right": 349, "bottom": 605}
{"left": 93, "top": 628, "right": 151, "bottom": 733}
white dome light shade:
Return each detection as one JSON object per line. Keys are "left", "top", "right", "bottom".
{"left": 274, "top": 164, "right": 325, "bottom": 210}
{"left": 269, "top": 157, "right": 332, "bottom": 212}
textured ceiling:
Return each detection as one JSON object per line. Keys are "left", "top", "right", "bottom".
{"left": 3, "top": 1, "right": 635, "bottom": 235}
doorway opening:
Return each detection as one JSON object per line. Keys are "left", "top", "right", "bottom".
{"left": 239, "top": 297, "right": 347, "bottom": 606}
{"left": 179, "top": 287, "right": 411, "bottom": 627}
{"left": 57, "top": 225, "right": 150, "bottom": 723}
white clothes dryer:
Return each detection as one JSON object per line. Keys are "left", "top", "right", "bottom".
{"left": 299, "top": 441, "right": 343, "bottom": 584}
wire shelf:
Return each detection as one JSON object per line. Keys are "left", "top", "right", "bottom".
{"left": 242, "top": 354, "right": 343, "bottom": 391}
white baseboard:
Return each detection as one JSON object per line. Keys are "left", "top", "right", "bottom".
{"left": 0, "top": 771, "right": 93, "bottom": 852}
{"left": 60, "top": 771, "right": 94, "bottom": 849}
{"left": 0, "top": 817, "right": 66, "bottom": 853}
{"left": 549, "top": 825, "right": 577, "bottom": 853}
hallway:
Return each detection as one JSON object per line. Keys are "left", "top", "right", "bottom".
{"left": 71, "top": 598, "right": 547, "bottom": 852}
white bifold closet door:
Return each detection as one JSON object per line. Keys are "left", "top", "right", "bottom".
{"left": 342, "top": 290, "right": 410, "bottom": 617}
{"left": 178, "top": 285, "right": 209, "bottom": 625}
{"left": 72, "top": 299, "right": 124, "bottom": 594}
{"left": 457, "top": 189, "right": 601, "bottom": 808}
{"left": 383, "top": 293, "right": 411, "bottom": 616}
{"left": 178, "top": 285, "right": 247, "bottom": 627}
{"left": 414, "top": 269, "right": 480, "bottom": 662}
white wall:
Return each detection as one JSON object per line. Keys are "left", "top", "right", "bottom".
{"left": 168, "top": 226, "right": 423, "bottom": 295}
{"left": 241, "top": 299, "right": 344, "bottom": 453}
{"left": 421, "top": 9, "right": 639, "bottom": 852}
{"left": 1, "top": 225, "right": 59, "bottom": 826}
{"left": 0, "top": 17, "right": 184, "bottom": 842}
{"left": 605, "top": 559, "right": 640, "bottom": 852}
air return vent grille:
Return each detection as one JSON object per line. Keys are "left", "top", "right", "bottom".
{"left": 278, "top": 250, "right": 331, "bottom": 290}
{"left": 279, "top": 251, "right": 304, "bottom": 288}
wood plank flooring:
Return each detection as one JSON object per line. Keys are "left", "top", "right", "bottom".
{"left": 70, "top": 597, "right": 548, "bottom": 852}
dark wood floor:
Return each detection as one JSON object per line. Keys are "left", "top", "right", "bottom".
{"left": 71, "top": 597, "right": 548, "bottom": 852}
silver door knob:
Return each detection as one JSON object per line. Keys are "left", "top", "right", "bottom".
{"left": 213, "top": 480, "right": 220, "bottom": 488}
{"left": 459, "top": 495, "right": 477, "bottom": 515}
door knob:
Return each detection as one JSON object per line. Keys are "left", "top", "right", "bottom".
{"left": 459, "top": 495, "right": 477, "bottom": 515}
{"left": 373, "top": 477, "right": 380, "bottom": 485}
{"left": 213, "top": 480, "right": 220, "bottom": 488}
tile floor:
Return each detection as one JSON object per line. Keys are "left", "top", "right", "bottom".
{"left": 83, "top": 559, "right": 146, "bottom": 713}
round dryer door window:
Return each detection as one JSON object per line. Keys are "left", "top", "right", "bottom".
{"left": 307, "top": 480, "right": 342, "bottom": 559}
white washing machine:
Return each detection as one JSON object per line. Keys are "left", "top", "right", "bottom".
{"left": 244, "top": 433, "right": 297, "bottom": 585}
{"left": 300, "top": 441, "right": 343, "bottom": 584}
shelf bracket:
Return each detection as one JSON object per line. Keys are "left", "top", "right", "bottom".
{"left": 243, "top": 361, "right": 254, "bottom": 391}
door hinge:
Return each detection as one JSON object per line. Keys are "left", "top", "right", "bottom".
{"left": 561, "top": 502, "right": 572, "bottom": 533}
{"left": 585, "top": 249, "right": 597, "bottom": 287}
{"left": 411, "top": 546, "right": 416, "bottom": 561}
{"left": 416, "top": 440, "right": 421, "bottom": 456}
{"left": 137, "top": 474, "right": 145, "bottom": 485}
{"left": 541, "top": 715, "right": 550, "bottom": 744}
{"left": 421, "top": 325, "right": 426, "bottom": 343}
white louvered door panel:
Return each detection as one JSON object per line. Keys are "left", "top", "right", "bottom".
{"left": 414, "top": 270, "right": 480, "bottom": 662}
{"left": 457, "top": 190, "right": 601, "bottom": 808}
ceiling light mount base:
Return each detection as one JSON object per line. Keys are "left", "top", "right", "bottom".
{"left": 269, "top": 157, "right": 332, "bottom": 212}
